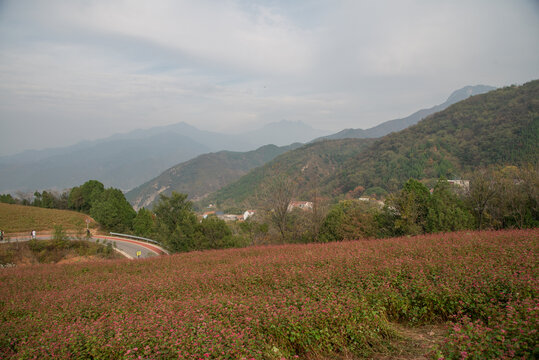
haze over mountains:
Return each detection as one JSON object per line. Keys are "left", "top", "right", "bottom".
{"left": 0, "top": 84, "right": 498, "bottom": 197}
{"left": 204, "top": 80, "right": 538, "bottom": 208}
{"left": 122, "top": 84, "right": 496, "bottom": 209}
{"left": 0, "top": 120, "right": 328, "bottom": 194}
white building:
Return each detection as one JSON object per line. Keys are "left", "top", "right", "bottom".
{"left": 243, "top": 210, "right": 255, "bottom": 220}
{"left": 287, "top": 201, "right": 313, "bottom": 212}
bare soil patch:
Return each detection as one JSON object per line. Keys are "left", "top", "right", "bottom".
{"left": 372, "top": 323, "right": 447, "bottom": 360}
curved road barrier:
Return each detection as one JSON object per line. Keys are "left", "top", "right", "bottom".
{"left": 109, "top": 232, "right": 162, "bottom": 245}
{"left": 93, "top": 235, "right": 168, "bottom": 258}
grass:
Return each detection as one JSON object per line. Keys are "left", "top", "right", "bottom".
{"left": 0, "top": 229, "right": 537, "bottom": 359}
{"left": 0, "top": 203, "right": 96, "bottom": 233}
{"left": 0, "top": 239, "right": 120, "bottom": 265}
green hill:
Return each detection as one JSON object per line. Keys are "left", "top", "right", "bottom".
{"left": 0, "top": 203, "right": 96, "bottom": 233}
{"left": 201, "top": 138, "right": 376, "bottom": 207}
{"left": 331, "top": 80, "right": 539, "bottom": 194}
{"left": 203, "top": 80, "right": 538, "bottom": 207}
{"left": 126, "top": 144, "right": 301, "bottom": 210}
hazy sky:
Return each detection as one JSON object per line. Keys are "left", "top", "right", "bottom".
{"left": 1, "top": 0, "right": 538, "bottom": 156}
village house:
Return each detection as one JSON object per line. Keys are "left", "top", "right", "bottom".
{"left": 288, "top": 201, "right": 313, "bottom": 212}
{"left": 243, "top": 210, "right": 255, "bottom": 220}
{"left": 202, "top": 210, "right": 254, "bottom": 222}
{"left": 217, "top": 214, "right": 243, "bottom": 222}
{"left": 429, "top": 179, "right": 470, "bottom": 194}
{"left": 358, "top": 197, "right": 385, "bottom": 207}
{"left": 202, "top": 211, "right": 215, "bottom": 219}
{"left": 448, "top": 179, "right": 470, "bottom": 190}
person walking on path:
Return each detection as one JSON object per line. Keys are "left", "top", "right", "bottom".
{"left": 31, "top": 230, "right": 36, "bottom": 240}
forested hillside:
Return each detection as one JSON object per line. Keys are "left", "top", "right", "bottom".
{"left": 127, "top": 144, "right": 301, "bottom": 209}
{"left": 204, "top": 80, "right": 538, "bottom": 207}
{"left": 202, "top": 138, "right": 376, "bottom": 207}
{"left": 331, "top": 80, "right": 538, "bottom": 194}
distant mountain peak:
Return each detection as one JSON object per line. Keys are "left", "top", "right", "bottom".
{"left": 445, "top": 85, "right": 496, "bottom": 105}
{"left": 313, "top": 84, "right": 496, "bottom": 142}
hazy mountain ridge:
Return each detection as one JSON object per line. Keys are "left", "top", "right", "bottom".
{"left": 0, "top": 122, "right": 254, "bottom": 166}
{"left": 0, "top": 121, "right": 327, "bottom": 194}
{"left": 106, "top": 122, "right": 254, "bottom": 152}
{"left": 126, "top": 143, "right": 302, "bottom": 210}
{"left": 0, "top": 133, "right": 212, "bottom": 193}
{"left": 125, "top": 85, "right": 496, "bottom": 208}
{"left": 202, "top": 81, "right": 538, "bottom": 207}
{"left": 314, "top": 85, "right": 496, "bottom": 141}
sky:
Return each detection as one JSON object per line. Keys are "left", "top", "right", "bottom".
{"left": 0, "top": 0, "right": 538, "bottom": 156}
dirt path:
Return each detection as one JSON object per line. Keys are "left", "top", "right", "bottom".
{"left": 311, "top": 323, "right": 447, "bottom": 360}
{"left": 372, "top": 323, "right": 447, "bottom": 359}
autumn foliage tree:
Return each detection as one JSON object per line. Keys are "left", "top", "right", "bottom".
{"left": 262, "top": 175, "right": 296, "bottom": 243}
{"left": 319, "top": 200, "right": 379, "bottom": 242}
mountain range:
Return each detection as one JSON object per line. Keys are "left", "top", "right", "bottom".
{"left": 127, "top": 84, "right": 497, "bottom": 209}
{"left": 0, "top": 120, "right": 328, "bottom": 194}
{"left": 202, "top": 80, "right": 538, "bottom": 207}
{"left": 0, "top": 83, "right": 506, "bottom": 201}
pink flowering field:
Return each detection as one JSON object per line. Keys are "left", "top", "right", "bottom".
{"left": 1, "top": 229, "right": 537, "bottom": 359}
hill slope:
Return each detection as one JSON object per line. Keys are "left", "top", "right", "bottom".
{"left": 202, "top": 138, "right": 376, "bottom": 207}
{"left": 314, "top": 85, "right": 495, "bottom": 141}
{"left": 0, "top": 203, "right": 95, "bottom": 233}
{"left": 330, "top": 80, "right": 539, "bottom": 194}
{"left": 1, "top": 230, "right": 536, "bottom": 358}
{"left": 204, "top": 80, "right": 538, "bottom": 206}
{"left": 126, "top": 144, "right": 302, "bottom": 210}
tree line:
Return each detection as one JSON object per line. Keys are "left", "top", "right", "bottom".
{"left": 141, "top": 164, "right": 538, "bottom": 252}
{"left": 0, "top": 180, "right": 244, "bottom": 252}
{"left": 1, "top": 164, "right": 537, "bottom": 253}
{"left": 1, "top": 180, "right": 137, "bottom": 233}
{"left": 317, "top": 165, "right": 538, "bottom": 242}
{"left": 237, "top": 165, "right": 538, "bottom": 245}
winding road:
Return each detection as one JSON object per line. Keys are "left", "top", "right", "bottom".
{"left": 93, "top": 235, "right": 168, "bottom": 259}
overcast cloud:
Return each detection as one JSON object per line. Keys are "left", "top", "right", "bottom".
{"left": 0, "top": 0, "right": 538, "bottom": 156}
